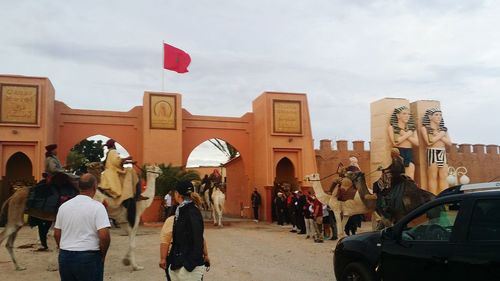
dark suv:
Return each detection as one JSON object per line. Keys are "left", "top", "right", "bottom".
{"left": 333, "top": 182, "right": 500, "bottom": 281}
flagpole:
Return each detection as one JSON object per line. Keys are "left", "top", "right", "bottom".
{"left": 162, "top": 40, "right": 165, "bottom": 91}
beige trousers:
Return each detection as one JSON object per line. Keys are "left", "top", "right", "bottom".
{"left": 169, "top": 266, "right": 205, "bottom": 281}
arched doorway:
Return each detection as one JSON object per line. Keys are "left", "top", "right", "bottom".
{"left": 1, "top": 152, "right": 34, "bottom": 207}
{"left": 186, "top": 138, "right": 247, "bottom": 218}
{"left": 271, "top": 157, "right": 297, "bottom": 221}
{"left": 275, "top": 157, "right": 296, "bottom": 189}
{"left": 65, "top": 135, "right": 131, "bottom": 175}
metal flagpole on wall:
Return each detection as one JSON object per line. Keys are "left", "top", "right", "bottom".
{"left": 162, "top": 40, "right": 165, "bottom": 91}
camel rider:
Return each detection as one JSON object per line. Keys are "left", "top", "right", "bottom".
{"left": 376, "top": 148, "right": 406, "bottom": 219}
{"left": 207, "top": 169, "right": 222, "bottom": 204}
{"left": 100, "top": 139, "right": 148, "bottom": 201}
{"left": 209, "top": 169, "right": 222, "bottom": 185}
{"left": 200, "top": 174, "right": 210, "bottom": 193}
{"left": 44, "top": 144, "right": 65, "bottom": 180}
{"left": 384, "top": 148, "right": 406, "bottom": 187}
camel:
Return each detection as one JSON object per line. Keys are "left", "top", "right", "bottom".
{"left": 202, "top": 183, "right": 225, "bottom": 227}
{"left": 200, "top": 183, "right": 210, "bottom": 211}
{"left": 211, "top": 185, "right": 225, "bottom": 227}
{"left": 0, "top": 164, "right": 160, "bottom": 271}
{"left": 305, "top": 172, "right": 377, "bottom": 238}
{"left": 372, "top": 171, "right": 435, "bottom": 225}
{"left": 89, "top": 163, "right": 161, "bottom": 270}
{"left": 306, "top": 169, "right": 436, "bottom": 237}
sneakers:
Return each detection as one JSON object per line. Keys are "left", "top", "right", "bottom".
{"left": 253, "top": 219, "right": 259, "bottom": 222}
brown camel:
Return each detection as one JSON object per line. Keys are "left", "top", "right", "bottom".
{"left": 0, "top": 165, "right": 160, "bottom": 271}
{"left": 305, "top": 172, "right": 377, "bottom": 238}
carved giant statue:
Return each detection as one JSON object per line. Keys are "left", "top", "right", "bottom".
{"left": 387, "top": 106, "right": 419, "bottom": 179}
{"left": 420, "top": 108, "right": 452, "bottom": 194}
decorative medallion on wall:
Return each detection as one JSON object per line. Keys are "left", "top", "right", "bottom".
{"left": 0, "top": 84, "right": 39, "bottom": 125}
{"left": 273, "top": 100, "right": 302, "bottom": 134}
{"left": 150, "top": 94, "right": 176, "bottom": 129}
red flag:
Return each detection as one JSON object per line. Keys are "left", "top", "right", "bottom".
{"left": 163, "top": 43, "right": 191, "bottom": 73}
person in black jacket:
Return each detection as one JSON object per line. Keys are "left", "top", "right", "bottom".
{"left": 275, "top": 192, "right": 287, "bottom": 226}
{"left": 251, "top": 188, "right": 262, "bottom": 222}
{"left": 168, "top": 180, "right": 206, "bottom": 281}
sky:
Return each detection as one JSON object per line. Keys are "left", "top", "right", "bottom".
{"left": 1, "top": 0, "right": 500, "bottom": 165}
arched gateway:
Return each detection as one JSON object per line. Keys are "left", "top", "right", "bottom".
{"left": 0, "top": 75, "right": 317, "bottom": 221}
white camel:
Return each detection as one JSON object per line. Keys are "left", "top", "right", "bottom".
{"left": 203, "top": 183, "right": 225, "bottom": 227}
{"left": 305, "top": 173, "right": 376, "bottom": 238}
{"left": 211, "top": 185, "right": 225, "bottom": 227}
{"left": 0, "top": 165, "right": 160, "bottom": 271}
{"left": 92, "top": 164, "right": 160, "bottom": 270}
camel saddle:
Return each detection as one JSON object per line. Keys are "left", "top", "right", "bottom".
{"left": 26, "top": 173, "right": 79, "bottom": 219}
{"left": 337, "top": 186, "right": 357, "bottom": 202}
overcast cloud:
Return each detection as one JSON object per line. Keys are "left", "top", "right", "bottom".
{"left": 1, "top": 0, "right": 500, "bottom": 165}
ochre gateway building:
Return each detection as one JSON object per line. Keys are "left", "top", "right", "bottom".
{"left": 0, "top": 75, "right": 318, "bottom": 221}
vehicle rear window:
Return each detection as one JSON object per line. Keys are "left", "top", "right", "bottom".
{"left": 468, "top": 199, "right": 500, "bottom": 241}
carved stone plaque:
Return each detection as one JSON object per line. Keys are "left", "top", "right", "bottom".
{"left": 150, "top": 94, "right": 176, "bottom": 129}
{"left": 0, "top": 85, "right": 38, "bottom": 125}
{"left": 273, "top": 100, "right": 302, "bottom": 134}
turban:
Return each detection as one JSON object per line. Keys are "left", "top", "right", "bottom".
{"left": 45, "top": 144, "right": 57, "bottom": 152}
{"left": 104, "top": 139, "right": 116, "bottom": 148}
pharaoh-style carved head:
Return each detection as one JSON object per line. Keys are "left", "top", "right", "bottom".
{"left": 422, "top": 108, "right": 447, "bottom": 134}
{"left": 390, "top": 106, "right": 416, "bottom": 134}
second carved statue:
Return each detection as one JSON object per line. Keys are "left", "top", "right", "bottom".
{"left": 387, "top": 106, "right": 419, "bottom": 180}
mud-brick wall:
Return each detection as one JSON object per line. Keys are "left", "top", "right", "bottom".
{"left": 316, "top": 139, "right": 500, "bottom": 188}
{"left": 448, "top": 144, "right": 500, "bottom": 183}
{"left": 315, "top": 140, "right": 371, "bottom": 192}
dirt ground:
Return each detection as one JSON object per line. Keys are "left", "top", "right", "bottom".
{"left": 0, "top": 221, "right": 364, "bottom": 281}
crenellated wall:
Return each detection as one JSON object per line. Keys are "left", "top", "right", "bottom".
{"left": 315, "top": 139, "right": 500, "bottom": 189}
{"left": 448, "top": 143, "right": 500, "bottom": 183}
{"left": 315, "top": 139, "right": 370, "bottom": 191}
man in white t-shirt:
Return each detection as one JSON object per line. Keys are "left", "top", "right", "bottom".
{"left": 164, "top": 191, "right": 173, "bottom": 217}
{"left": 54, "top": 173, "right": 111, "bottom": 281}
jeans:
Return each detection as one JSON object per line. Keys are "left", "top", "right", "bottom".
{"left": 37, "top": 220, "right": 52, "bottom": 248}
{"left": 253, "top": 206, "right": 259, "bottom": 220}
{"left": 59, "top": 250, "right": 103, "bottom": 281}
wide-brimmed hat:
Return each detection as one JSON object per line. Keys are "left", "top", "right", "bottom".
{"left": 45, "top": 144, "right": 57, "bottom": 152}
{"left": 174, "top": 180, "right": 194, "bottom": 196}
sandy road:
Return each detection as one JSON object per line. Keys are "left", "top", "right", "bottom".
{"left": 1, "top": 221, "right": 342, "bottom": 281}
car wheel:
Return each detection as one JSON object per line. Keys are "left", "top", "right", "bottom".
{"left": 340, "top": 262, "right": 376, "bottom": 281}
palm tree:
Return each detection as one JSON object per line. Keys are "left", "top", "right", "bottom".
{"left": 153, "top": 163, "right": 200, "bottom": 197}
{"left": 209, "top": 139, "right": 239, "bottom": 161}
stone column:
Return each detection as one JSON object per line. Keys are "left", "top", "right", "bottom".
{"left": 410, "top": 100, "right": 441, "bottom": 191}
{"left": 370, "top": 98, "right": 410, "bottom": 184}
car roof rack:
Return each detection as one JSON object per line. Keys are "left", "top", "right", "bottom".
{"left": 460, "top": 182, "right": 500, "bottom": 193}
{"left": 438, "top": 182, "right": 500, "bottom": 198}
